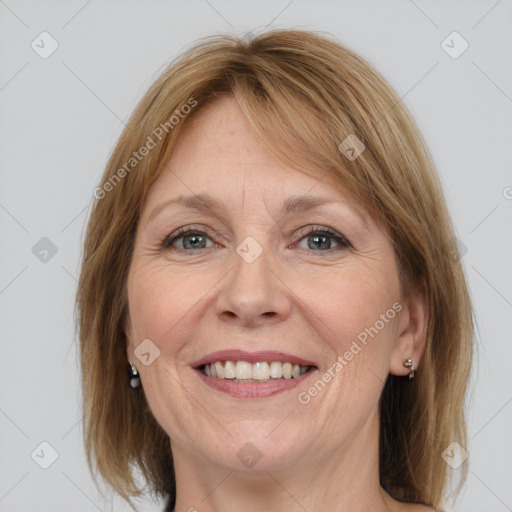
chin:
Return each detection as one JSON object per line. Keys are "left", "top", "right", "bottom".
{"left": 201, "top": 425, "right": 311, "bottom": 473}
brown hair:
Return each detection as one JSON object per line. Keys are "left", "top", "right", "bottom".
{"left": 75, "top": 28, "right": 474, "bottom": 510}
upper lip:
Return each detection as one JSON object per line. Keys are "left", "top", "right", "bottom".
{"left": 191, "top": 350, "right": 318, "bottom": 368}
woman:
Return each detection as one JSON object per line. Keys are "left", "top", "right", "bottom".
{"left": 76, "top": 29, "right": 474, "bottom": 512}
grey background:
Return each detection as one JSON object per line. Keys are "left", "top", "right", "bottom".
{"left": 1, "top": 1, "right": 511, "bottom": 511}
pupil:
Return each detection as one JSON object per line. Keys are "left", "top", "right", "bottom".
{"left": 185, "top": 234, "right": 205, "bottom": 249}
{"left": 309, "top": 234, "right": 330, "bottom": 250}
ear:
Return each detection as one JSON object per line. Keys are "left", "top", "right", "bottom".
{"left": 389, "top": 279, "right": 429, "bottom": 377}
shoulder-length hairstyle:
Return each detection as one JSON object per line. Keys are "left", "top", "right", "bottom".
{"left": 75, "top": 28, "right": 474, "bottom": 511}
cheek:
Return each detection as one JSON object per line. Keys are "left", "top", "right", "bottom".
{"left": 126, "top": 260, "right": 217, "bottom": 350}
{"left": 297, "top": 263, "right": 399, "bottom": 348}
{"left": 297, "top": 268, "right": 400, "bottom": 427}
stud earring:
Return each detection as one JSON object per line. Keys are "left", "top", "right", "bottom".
{"left": 403, "top": 358, "right": 415, "bottom": 380}
{"left": 129, "top": 361, "right": 140, "bottom": 388}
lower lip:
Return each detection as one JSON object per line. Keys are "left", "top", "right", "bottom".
{"left": 193, "top": 368, "right": 317, "bottom": 398}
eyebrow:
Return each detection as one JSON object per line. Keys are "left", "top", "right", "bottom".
{"left": 146, "top": 192, "right": 349, "bottom": 225}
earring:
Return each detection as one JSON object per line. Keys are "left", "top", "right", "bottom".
{"left": 403, "top": 358, "right": 415, "bottom": 380}
{"left": 129, "top": 362, "right": 140, "bottom": 388}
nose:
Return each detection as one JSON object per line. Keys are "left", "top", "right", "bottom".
{"left": 215, "top": 243, "right": 292, "bottom": 328}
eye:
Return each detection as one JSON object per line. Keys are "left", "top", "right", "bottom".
{"left": 160, "top": 225, "right": 351, "bottom": 253}
{"left": 161, "top": 227, "right": 216, "bottom": 251}
{"left": 294, "top": 226, "right": 351, "bottom": 252}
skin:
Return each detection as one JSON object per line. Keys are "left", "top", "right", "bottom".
{"left": 124, "top": 95, "right": 434, "bottom": 512}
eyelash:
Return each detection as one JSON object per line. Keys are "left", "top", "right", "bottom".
{"left": 160, "top": 225, "right": 352, "bottom": 253}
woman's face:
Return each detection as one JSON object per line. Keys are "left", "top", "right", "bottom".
{"left": 124, "top": 95, "right": 420, "bottom": 474}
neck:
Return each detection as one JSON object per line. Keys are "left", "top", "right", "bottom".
{"left": 170, "top": 407, "right": 399, "bottom": 512}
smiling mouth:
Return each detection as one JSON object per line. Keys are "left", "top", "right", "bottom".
{"left": 197, "top": 360, "right": 316, "bottom": 382}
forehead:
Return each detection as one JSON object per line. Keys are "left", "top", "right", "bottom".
{"left": 168, "top": 95, "right": 274, "bottom": 165}
{"left": 145, "top": 95, "right": 365, "bottom": 216}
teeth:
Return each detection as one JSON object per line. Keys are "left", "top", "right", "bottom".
{"left": 253, "top": 362, "right": 270, "bottom": 380}
{"left": 224, "top": 361, "right": 236, "bottom": 379}
{"left": 235, "top": 361, "right": 252, "bottom": 380}
{"left": 214, "top": 361, "right": 224, "bottom": 379}
{"left": 269, "top": 361, "right": 282, "bottom": 378}
{"left": 201, "top": 360, "right": 312, "bottom": 381}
